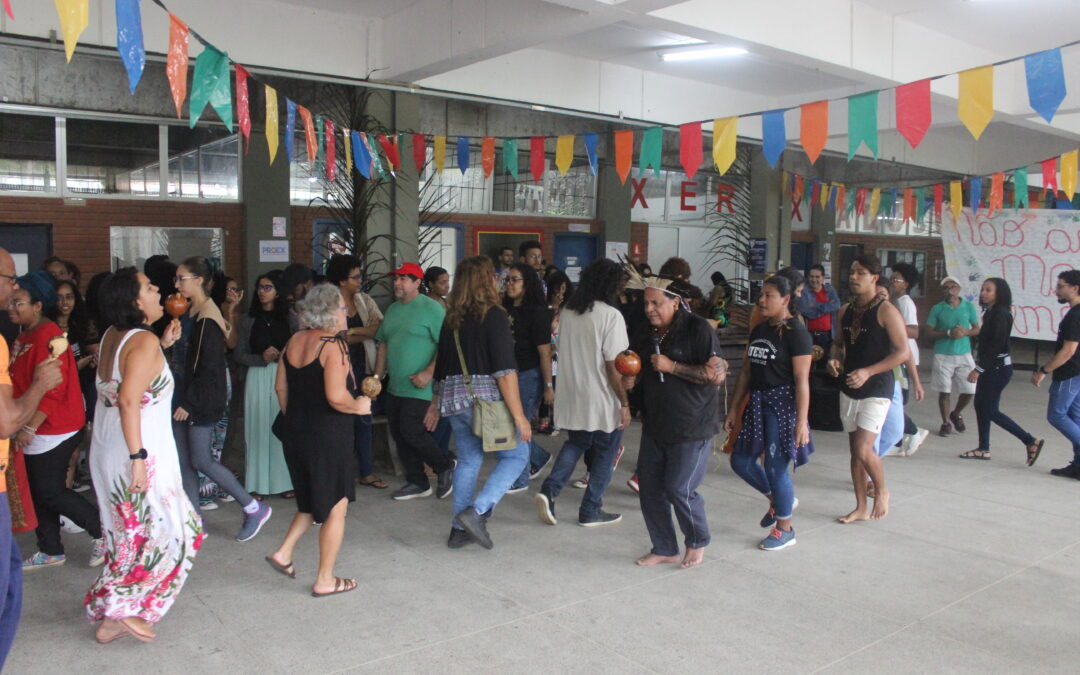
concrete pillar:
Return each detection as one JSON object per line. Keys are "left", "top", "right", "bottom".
{"left": 595, "top": 163, "right": 630, "bottom": 254}
{"left": 809, "top": 193, "right": 837, "bottom": 280}
{"left": 749, "top": 150, "right": 784, "bottom": 273}
{"left": 240, "top": 130, "right": 291, "bottom": 289}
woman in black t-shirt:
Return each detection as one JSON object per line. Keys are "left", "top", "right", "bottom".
{"left": 724, "top": 274, "right": 813, "bottom": 551}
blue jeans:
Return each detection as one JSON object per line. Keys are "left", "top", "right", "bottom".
{"left": 434, "top": 417, "right": 452, "bottom": 459}
{"left": 447, "top": 409, "right": 529, "bottom": 528}
{"left": 975, "top": 365, "right": 1035, "bottom": 451}
{"left": 540, "top": 428, "right": 624, "bottom": 518}
{"left": 0, "top": 498, "right": 22, "bottom": 670}
{"left": 512, "top": 368, "right": 550, "bottom": 488}
{"left": 1047, "top": 374, "right": 1080, "bottom": 464}
{"left": 730, "top": 402, "right": 795, "bottom": 520}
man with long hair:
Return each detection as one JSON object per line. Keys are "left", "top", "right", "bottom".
{"left": 535, "top": 259, "right": 630, "bottom": 528}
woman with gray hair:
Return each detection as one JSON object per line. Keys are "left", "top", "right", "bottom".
{"left": 266, "top": 283, "right": 372, "bottom": 597}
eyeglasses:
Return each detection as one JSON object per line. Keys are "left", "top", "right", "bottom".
{"left": 7, "top": 300, "right": 27, "bottom": 310}
{"left": 506, "top": 276, "right": 524, "bottom": 284}
{"left": 173, "top": 275, "right": 199, "bottom": 283}
{"left": 348, "top": 274, "right": 363, "bottom": 281}
{"left": 0, "top": 273, "right": 17, "bottom": 282}
{"left": 257, "top": 284, "right": 275, "bottom": 292}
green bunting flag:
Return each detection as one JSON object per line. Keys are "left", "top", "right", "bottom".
{"left": 1014, "top": 167, "right": 1029, "bottom": 209}
{"left": 189, "top": 44, "right": 233, "bottom": 130}
{"left": 916, "top": 186, "right": 927, "bottom": 224}
{"left": 639, "top": 126, "right": 663, "bottom": 178}
{"left": 848, "top": 91, "right": 878, "bottom": 160}
{"left": 504, "top": 138, "right": 519, "bottom": 179}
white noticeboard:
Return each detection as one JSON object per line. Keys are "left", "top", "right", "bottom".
{"left": 12, "top": 254, "right": 28, "bottom": 275}
{"left": 605, "top": 241, "right": 628, "bottom": 261}
{"left": 566, "top": 266, "right": 581, "bottom": 283}
{"left": 272, "top": 217, "right": 287, "bottom": 238}
{"left": 259, "top": 240, "right": 290, "bottom": 263}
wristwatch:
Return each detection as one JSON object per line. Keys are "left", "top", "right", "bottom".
{"left": 129, "top": 448, "right": 148, "bottom": 460}
{"left": 1039, "top": 366, "right": 1048, "bottom": 374}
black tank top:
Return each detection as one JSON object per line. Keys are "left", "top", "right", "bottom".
{"left": 840, "top": 299, "right": 894, "bottom": 400}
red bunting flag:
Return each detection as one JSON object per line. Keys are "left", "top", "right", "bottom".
{"left": 855, "top": 187, "right": 868, "bottom": 216}
{"left": 1042, "top": 157, "right": 1058, "bottom": 196}
{"left": 836, "top": 185, "right": 846, "bottom": 215}
{"left": 530, "top": 137, "right": 546, "bottom": 184}
{"left": 799, "top": 100, "right": 828, "bottom": 164}
{"left": 679, "top": 122, "right": 703, "bottom": 179}
{"left": 810, "top": 180, "right": 821, "bottom": 209}
{"left": 481, "top": 137, "right": 495, "bottom": 178}
{"left": 989, "top": 172, "right": 1004, "bottom": 215}
{"left": 614, "top": 130, "right": 633, "bottom": 185}
{"left": 166, "top": 14, "right": 189, "bottom": 119}
{"left": 895, "top": 79, "right": 932, "bottom": 148}
{"left": 325, "top": 119, "right": 336, "bottom": 181}
{"left": 3, "top": 0, "right": 13, "bottom": 20}
{"left": 235, "top": 65, "right": 251, "bottom": 154}
{"left": 412, "top": 134, "right": 426, "bottom": 173}
{"left": 933, "top": 183, "right": 944, "bottom": 222}
{"left": 297, "top": 106, "right": 316, "bottom": 167}
{"left": 903, "top": 187, "right": 914, "bottom": 222}
{"left": 378, "top": 135, "right": 401, "bottom": 173}
{"left": 792, "top": 174, "right": 805, "bottom": 204}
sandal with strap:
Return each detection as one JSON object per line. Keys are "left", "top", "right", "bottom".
{"left": 265, "top": 556, "right": 296, "bottom": 579}
{"left": 311, "top": 577, "right": 358, "bottom": 598}
{"left": 959, "top": 449, "right": 991, "bottom": 460}
{"left": 358, "top": 475, "right": 389, "bottom": 489}
{"left": 1026, "top": 439, "right": 1044, "bottom": 467}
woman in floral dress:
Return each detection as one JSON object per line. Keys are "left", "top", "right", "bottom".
{"left": 85, "top": 268, "right": 201, "bottom": 645}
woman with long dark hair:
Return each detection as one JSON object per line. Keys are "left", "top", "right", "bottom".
{"left": 535, "top": 271, "right": 572, "bottom": 438}
{"left": 235, "top": 271, "right": 296, "bottom": 496}
{"left": 424, "top": 257, "right": 532, "bottom": 549}
{"left": 50, "top": 279, "right": 99, "bottom": 493}
{"left": 173, "top": 257, "right": 270, "bottom": 540}
{"left": 960, "top": 278, "right": 1044, "bottom": 463}
{"left": 424, "top": 266, "right": 450, "bottom": 309}
{"left": 725, "top": 273, "right": 813, "bottom": 551}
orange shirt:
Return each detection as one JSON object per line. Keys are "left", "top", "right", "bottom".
{"left": 0, "top": 335, "right": 10, "bottom": 493}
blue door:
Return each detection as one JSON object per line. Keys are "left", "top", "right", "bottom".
{"left": 553, "top": 233, "right": 598, "bottom": 285}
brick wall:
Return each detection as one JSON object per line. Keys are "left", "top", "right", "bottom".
{"left": 0, "top": 196, "right": 244, "bottom": 290}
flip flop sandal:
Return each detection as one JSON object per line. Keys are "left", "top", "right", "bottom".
{"left": 959, "top": 449, "right": 991, "bottom": 460}
{"left": 358, "top": 476, "right": 389, "bottom": 489}
{"left": 265, "top": 556, "right": 296, "bottom": 579}
{"left": 1026, "top": 439, "right": 1045, "bottom": 467}
{"left": 311, "top": 577, "right": 357, "bottom": 598}
{"left": 95, "top": 621, "right": 130, "bottom": 644}
{"left": 118, "top": 618, "right": 156, "bottom": 643}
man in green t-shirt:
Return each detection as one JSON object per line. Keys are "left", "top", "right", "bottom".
{"left": 925, "top": 276, "right": 981, "bottom": 437}
{"left": 374, "top": 263, "right": 452, "bottom": 501}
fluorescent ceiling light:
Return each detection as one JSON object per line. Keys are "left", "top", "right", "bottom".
{"left": 661, "top": 46, "right": 747, "bottom": 62}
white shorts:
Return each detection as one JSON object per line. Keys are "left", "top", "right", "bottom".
{"left": 839, "top": 393, "right": 892, "bottom": 434}
{"left": 932, "top": 353, "right": 976, "bottom": 394}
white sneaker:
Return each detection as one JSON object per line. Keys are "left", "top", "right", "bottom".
{"left": 89, "top": 538, "right": 106, "bottom": 567}
{"left": 571, "top": 473, "right": 590, "bottom": 489}
{"left": 60, "top": 516, "right": 85, "bottom": 534}
{"left": 907, "top": 428, "right": 930, "bottom": 457}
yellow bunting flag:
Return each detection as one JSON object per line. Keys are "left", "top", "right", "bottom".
{"left": 342, "top": 128, "right": 352, "bottom": 175}
{"left": 869, "top": 188, "right": 881, "bottom": 224}
{"left": 264, "top": 85, "right": 279, "bottom": 165}
{"left": 54, "top": 0, "right": 88, "bottom": 63}
{"left": 1060, "top": 150, "right": 1078, "bottom": 201}
{"left": 958, "top": 66, "right": 994, "bottom": 140}
{"left": 712, "top": 117, "right": 738, "bottom": 175}
{"left": 950, "top": 180, "right": 963, "bottom": 222}
{"left": 781, "top": 171, "right": 789, "bottom": 198}
{"left": 433, "top": 136, "right": 446, "bottom": 174}
{"left": 819, "top": 182, "right": 830, "bottom": 210}
{"left": 555, "top": 135, "right": 574, "bottom": 176}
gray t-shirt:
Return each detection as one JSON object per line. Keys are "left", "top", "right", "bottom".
{"left": 553, "top": 301, "right": 628, "bottom": 433}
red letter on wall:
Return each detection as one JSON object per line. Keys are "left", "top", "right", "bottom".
{"left": 716, "top": 183, "right": 736, "bottom": 214}
{"left": 630, "top": 178, "right": 649, "bottom": 209}
{"left": 680, "top": 181, "right": 698, "bottom": 211}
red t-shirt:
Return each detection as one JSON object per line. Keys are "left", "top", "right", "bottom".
{"left": 9, "top": 321, "right": 86, "bottom": 435}
{"left": 806, "top": 288, "right": 832, "bottom": 333}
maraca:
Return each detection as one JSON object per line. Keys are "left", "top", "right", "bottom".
{"left": 165, "top": 293, "right": 189, "bottom": 320}
{"left": 47, "top": 333, "right": 69, "bottom": 360}
{"left": 361, "top": 376, "right": 382, "bottom": 398}
{"left": 614, "top": 350, "right": 642, "bottom": 376}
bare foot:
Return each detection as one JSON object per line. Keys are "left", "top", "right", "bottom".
{"left": 680, "top": 547, "right": 705, "bottom": 569}
{"left": 635, "top": 552, "right": 680, "bottom": 566}
{"left": 95, "top": 618, "right": 128, "bottom": 644}
{"left": 837, "top": 508, "right": 869, "bottom": 524}
{"left": 871, "top": 489, "right": 889, "bottom": 520}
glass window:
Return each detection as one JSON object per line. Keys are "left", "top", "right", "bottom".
{"left": 879, "top": 249, "right": 927, "bottom": 299}
{"left": 166, "top": 126, "right": 238, "bottom": 199}
{"left": 0, "top": 113, "right": 57, "bottom": 193}
{"left": 290, "top": 130, "right": 324, "bottom": 203}
{"left": 109, "top": 226, "right": 224, "bottom": 272}
{"left": 67, "top": 118, "right": 158, "bottom": 195}
{"left": 666, "top": 172, "right": 713, "bottom": 223}
{"left": 419, "top": 147, "right": 488, "bottom": 214}
{"left": 543, "top": 164, "right": 594, "bottom": 217}
{"left": 629, "top": 169, "right": 669, "bottom": 222}
{"left": 492, "top": 157, "right": 543, "bottom": 214}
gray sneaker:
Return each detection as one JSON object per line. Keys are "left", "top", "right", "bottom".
{"left": 236, "top": 502, "right": 272, "bottom": 542}
{"left": 392, "top": 483, "right": 433, "bottom": 500}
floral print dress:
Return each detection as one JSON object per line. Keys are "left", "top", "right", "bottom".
{"left": 85, "top": 328, "right": 202, "bottom": 624}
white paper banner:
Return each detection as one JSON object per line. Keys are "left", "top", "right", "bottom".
{"left": 942, "top": 208, "right": 1078, "bottom": 341}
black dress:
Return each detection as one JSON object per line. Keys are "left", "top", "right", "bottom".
{"left": 281, "top": 336, "right": 358, "bottom": 523}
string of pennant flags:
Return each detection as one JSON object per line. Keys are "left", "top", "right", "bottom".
{"left": 27, "top": 0, "right": 1080, "bottom": 201}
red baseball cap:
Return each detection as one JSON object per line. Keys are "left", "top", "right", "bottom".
{"left": 390, "top": 262, "right": 424, "bottom": 279}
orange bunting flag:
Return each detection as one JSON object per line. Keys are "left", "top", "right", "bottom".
{"left": 679, "top": 122, "right": 703, "bottom": 178}
{"left": 933, "top": 183, "right": 944, "bottom": 222}
{"left": 712, "top": 117, "right": 737, "bottom": 175}
{"left": 799, "top": 100, "right": 828, "bottom": 165}
{"left": 264, "top": 85, "right": 279, "bottom": 165}
{"left": 342, "top": 128, "right": 353, "bottom": 175}
{"left": 166, "top": 14, "right": 190, "bottom": 119}
{"left": 989, "top": 172, "right": 1004, "bottom": 216}
{"left": 433, "top": 136, "right": 446, "bottom": 174}
{"left": 298, "top": 106, "right": 316, "bottom": 168}
{"left": 792, "top": 174, "right": 805, "bottom": 204}
{"left": 555, "top": 135, "right": 574, "bottom": 176}
{"left": 481, "top": 137, "right": 495, "bottom": 178}
{"left": 54, "top": 0, "right": 88, "bottom": 62}
{"left": 958, "top": 66, "right": 994, "bottom": 140}
{"left": 614, "top": 130, "right": 633, "bottom": 185}
{"left": 835, "top": 185, "right": 846, "bottom": 215}
{"left": 1061, "top": 150, "right": 1078, "bottom": 202}
{"left": 949, "top": 180, "right": 963, "bottom": 222}
{"left": 902, "top": 187, "right": 914, "bottom": 222}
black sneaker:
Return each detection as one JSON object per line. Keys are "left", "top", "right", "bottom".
{"left": 457, "top": 507, "right": 493, "bottom": 549}
{"left": 949, "top": 411, "right": 966, "bottom": 433}
{"left": 391, "top": 483, "right": 433, "bottom": 500}
{"left": 578, "top": 510, "right": 622, "bottom": 527}
{"left": 447, "top": 527, "right": 472, "bottom": 549}
{"left": 529, "top": 455, "right": 552, "bottom": 480}
{"left": 534, "top": 490, "right": 556, "bottom": 525}
{"left": 436, "top": 459, "right": 457, "bottom": 499}
{"left": 1050, "top": 464, "right": 1080, "bottom": 478}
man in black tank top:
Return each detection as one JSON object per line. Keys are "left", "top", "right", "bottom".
{"left": 826, "top": 255, "right": 910, "bottom": 523}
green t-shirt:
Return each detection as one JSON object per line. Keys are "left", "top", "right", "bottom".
{"left": 375, "top": 294, "right": 446, "bottom": 400}
{"left": 927, "top": 299, "right": 979, "bottom": 355}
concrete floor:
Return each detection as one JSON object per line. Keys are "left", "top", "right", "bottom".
{"left": 9, "top": 372, "right": 1080, "bottom": 674}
